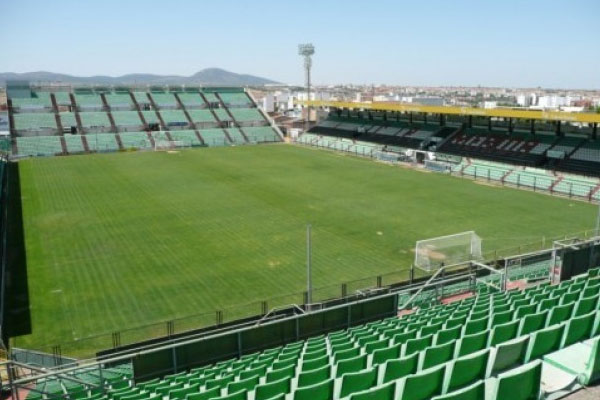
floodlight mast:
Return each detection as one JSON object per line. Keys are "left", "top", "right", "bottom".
{"left": 298, "top": 44, "right": 315, "bottom": 130}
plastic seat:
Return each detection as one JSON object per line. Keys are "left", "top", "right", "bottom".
{"left": 212, "top": 389, "right": 247, "bottom": 400}
{"left": 573, "top": 295, "right": 599, "bottom": 317}
{"left": 517, "top": 311, "right": 548, "bottom": 337}
{"left": 484, "top": 360, "right": 541, "bottom": 400}
{"left": 442, "top": 348, "right": 488, "bottom": 394}
{"left": 227, "top": 376, "right": 259, "bottom": 394}
{"left": 302, "top": 355, "right": 329, "bottom": 372}
{"left": 432, "top": 380, "right": 485, "bottom": 400}
{"left": 524, "top": 324, "right": 565, "bottom": 362}
{"left": 379, "top": 353, "right": 418, "bottom": 384}
{"left": 546, "top": 302, "right": 575, "bottom": 326}
{"left": 488, "top": 320, "right": 518, "bottom": 346}
{"left": 434, "top": 326, "right": 461, "bottom": 346}
{"left": 418, "top": 341, "right": 455, "bottom": 371}
{"left": 485, "top": 335, "right": 529, "bottom": 377}
{"left": 454, "top": 330, "right": 488, "bottom": 358}
{"left": 348, "top": 381, "right": 395, "bottom": 400}
{"left": 169, "top": 384, "right": 200, "bottom": 400}
{"left": 186, "top": 387, "right": 220, "bottom": 400}
{"left": 560, "top": 311, "right": 596, "bottom": 348}
{"left": 339, "top": 367, "right": 378, "bottom": 398}
{"left": 254, "top": 377, "right": 291, "bottom": 400}
{"left": 293, "top": 379, "right": 334, "bottom": 400}
{"left": 395, "top": 364, "right": 445, "bottom": 400}
{"left": 364, "top": 338, "right": 389, "bottom": 354}
{"left": 265, "top": 365, "right": 296, "bottom": 383}
{"left": 402, "top": 334, "right": 433, "bottom": 357}
{"left": 392, "top": 330, "right": 417, "bottom": 345}
{"left": 463, "top": 317, "right": 488, "bottom": 336}
{"left": 514, "top": 304, "right": 537, "bottom": 319}
{"left": 336, "top": 354, "right": 367, "bottom": 377}
{"left": 371, "top": 344, "right": 401, "bottom": 366}
{"left": 298, "top": 365, "right": 330, "bottom": 388}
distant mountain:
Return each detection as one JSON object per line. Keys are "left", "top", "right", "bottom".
{"left": 0, "top": 68, "right": 279, "bottom": 86}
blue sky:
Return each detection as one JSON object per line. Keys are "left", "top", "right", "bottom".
{"left": 1, "top": 0, "right": 599, "bottom": 88}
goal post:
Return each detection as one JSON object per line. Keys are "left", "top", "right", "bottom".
{"left": 414, "top": 231, "right": 483, "bottom": 272}
{"left": 151, "top": 131, "right": 190, "bottom": 151}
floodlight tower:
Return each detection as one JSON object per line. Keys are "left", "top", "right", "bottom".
{"left": 298, "top": 43, "right": 315, "bottom": 129}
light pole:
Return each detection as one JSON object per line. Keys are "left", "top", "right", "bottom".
{"left": 298, "top": 44, "right": 315, "bottom": 131}
{"left": 306, "top": 224, "right": 312, "bottom": 306}
{"left": 595, "top": 200, "right": 600, "bottom": 237}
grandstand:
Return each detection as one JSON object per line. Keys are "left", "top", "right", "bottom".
{"left": 5, "top": 86, "right": 282, "bottom": 158}
{"left": 300, "top": 103, "right": 600, "bottom": 177}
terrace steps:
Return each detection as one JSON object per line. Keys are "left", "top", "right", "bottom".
{"left": 589, "top": 184, "right": 600, "bottom": 201}
{"left": 115, "top": 133, "right": 124, "bottom": 150}
{"left": 146, "top": 94, "right": 169, "bottom": 131}
{"left": 549, "top": 176, "right": 564, "bottom": 193}
{"left": 214, "top": 92, "right": 249, "bottom": 143}
{"left": 50, "top": 93, "right": 64, "bottom": 133}
{"left": 129, "top": 92, "right": 149, "bottom": 130}
{"left": 81, "top": 135, "right": 91, "bottom": 152}
{"left": 145, "top": 131, "right": 156, "bottom": 147}
{"left": 101, "top": 94, "right": 118, "bottom": 133}
{"left": 69, "top": 93, "right": 85, "bottom": 134}
{"left": 173, "top": 93, "right": 204, "bottom": 144}
{"left": 59, "top": 136, "right": 68, "bottom": 154}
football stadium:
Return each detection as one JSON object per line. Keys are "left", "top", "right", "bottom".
{"left": 1, "top": 2, "right": 600, "bottom": 400}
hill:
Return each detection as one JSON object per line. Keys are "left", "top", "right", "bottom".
{"left": 0, "top": 68, "right": 278, "bottom": 86}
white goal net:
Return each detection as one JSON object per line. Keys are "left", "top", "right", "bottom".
{"left": 414, "top": 231, "right": 483, "bottom": 272}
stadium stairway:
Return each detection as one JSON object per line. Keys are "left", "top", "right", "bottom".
{"left": 173, "top": 93, "right": 206, "bottom": 145}
{"left": 214, "top": 93, "right": 249, "bottom": 143}
{"left": 100, "top": 94, "right": 119, "bottom": 133}
{"left": 27, "top": 267, "right": 600, "bottom": 400}
{"left": 69, "top": 93, "right": 86, "bottom": 134}
{"left": 129, "top": 93, "right": 150, "bottom": 131}
{"left": 50, "top": 93, "right": 65, "bottom": 134}
{"left": 198, "top": 93, "right": 231, "bottom": 144}
{"left": 146, "top": 94, "right": 170, "bottom": 132}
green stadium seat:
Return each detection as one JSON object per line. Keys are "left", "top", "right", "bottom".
{"left": 336, "top": 354, "right": 367, "bottom": 377}
{"left": 212, "top": 389, "right": 247, "bottom": 400}
{"left": 454, "top": 331, "right": 488, "bottom": 358}
{"left": 514, "top": 304, "right": 537, "bottom": 319}
{"left": 380, "top": 353, "right": 418, "bottom": 384}
{"left": 561, "top": 312, "right": 596, "bottom": 348}
{"left": 298, "top": 365, "right": 330, "bottom": 388}
{"left": 442, "top": 349, "right": 489, "bottom": 394}
{"left": 206, "top": 375, "right": 234, "bottom": 390}
{"left": 485, "top": 361, "right": 541, "bottom": 400}
{"left": 254, "top": 377, "right": 291, "bottom": 400}
{"left": 227, "top": 375, "right": 259, "bottom": 394}
{"left": 485, "top": 335, "right": 529, "bottom": 377}
{"left": 418, "top": 341, "right": 455, "bottom": 370}
{"left": 573, "top": 295, "right": 599, "bottom": 317}
{"left": 339, "top": 367, "right": 378, "bottom": 398}
{"left": 524, "top": 324, "right": 565, "bottom": 362}
{"left": 364, "top": 338, "right": 389, "bottom": 353}
{"left": 395, "top": 364, "right": 445, "bottom": 400}
{"left": 546, "top": 303, "right": 575, "bottom": 326}
{"left": 304, "top": 348, "right": 327, "bottom": 361}
{"left": 371, "top": 344, "right": 401, "bottom": 365}
{"left": 434, "top": 326, "right": 462, "bottom": 346}
{"left": 392, "top": 330, "right": 417, "bottom": 345}
{"left": 488, "top": 320, "right": 518, "bottom": 346}
{"left": 169, "top": 384, "right": 200, "bottom": 399}
{"left": 348, "top": 381, "right": 395, "bottom": 400}
{"left": 463, "top": 317, "right": 488, "bottom": 336}
{"left": 402, "top": 335, "right": 433, "bottom": 356}
{"left": 293, "top": 379, "right": 334, "bottom": 400}
{"left": 334, "top": 347, "right": 360, "bottom": 362}
{"left": 433, "top": 380, "right": 485, "bottom": 400}
{"left": 517, "top": 311, "right": 548, "bottom": 336}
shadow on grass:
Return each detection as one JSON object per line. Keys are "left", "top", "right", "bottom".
{"left": 4, "top": 162, "right": 31, "bottom": 339}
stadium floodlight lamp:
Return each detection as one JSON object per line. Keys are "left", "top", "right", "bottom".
{"left": 298, "top": 44, "right": 315, "bottom": 129}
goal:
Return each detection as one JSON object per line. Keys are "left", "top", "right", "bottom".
{"left": 151, "top": 132, "right": 190, "bottom": 151}
{"left": 414, "top": 231, "right": 483, "bottom": 272}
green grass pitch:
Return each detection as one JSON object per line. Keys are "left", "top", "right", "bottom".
{"left": 12, "top": 144, "right": 596, "bottom": 355}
